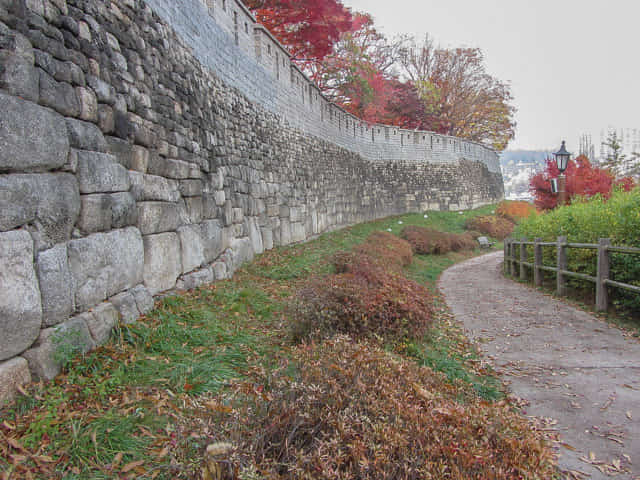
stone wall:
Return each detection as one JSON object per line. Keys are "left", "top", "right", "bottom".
{"left": 0, "top": 0, "right": 504, "bottom": 403}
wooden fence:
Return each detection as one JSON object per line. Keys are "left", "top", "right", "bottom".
{"left": 503, "top": 237, "right": 640, "bottom": 312}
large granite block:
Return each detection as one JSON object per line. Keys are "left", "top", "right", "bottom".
{"left": 178, "top": 224, "right": 205, "bottom": 273}
{"left": 0, "top": 173, "right": 80, "bottom": 249}
{"left": 0, "top": 92, "right": 69, "bottom": 172}
{"left": 68, "top": 227, "right": 144, "bottom": 311}
{"left": 77, "top": 192, "right": 137, "bottom": 234}
{"left": 0, "top": 230, "right": 42, "bottom": 361}
{"left": 143, "top": 232, "right": 182, "bottom": 294}
{"left": 77, "top": 151, "right": 130, "bottom": 194}
{"left": 137, "top": 201, "right": 181, "bottom": 235}
{"left": 36, "top": 243, "right": 74, "bottom": 327}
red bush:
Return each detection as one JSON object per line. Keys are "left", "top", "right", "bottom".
{"left": 530, "top": 155, "right": 635, "bottom": 210}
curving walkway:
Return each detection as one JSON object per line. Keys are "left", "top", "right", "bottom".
{"left": 440, "top": 252, "right": 640, "bottom": 480}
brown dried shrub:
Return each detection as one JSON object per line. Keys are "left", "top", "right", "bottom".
{"left": 291, "top": 267, "right": 434, "bottom": 343}
{"left": 353, "top": 230, "right": 413, "bottom": 269}
{"left": 465, "top": 215, "right": 515, "bottom": 240}
{"left": 401, "top": 226, "right": 477, "bottom": 254}
{"left": 228, "top": 337, "right": 556, "bottom": 480}
{"left": 292, "top": 231, "right": 430, "bottom": 343}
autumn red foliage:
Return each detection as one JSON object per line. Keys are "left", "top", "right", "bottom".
{"left": 530, "top": 155, "right": 635, "bottom": 210}
{"left": 245, "top": 2, "right": 516, "bottom": 150}
{"left": 244, "top": 0, "right": 354, "bottom": 65}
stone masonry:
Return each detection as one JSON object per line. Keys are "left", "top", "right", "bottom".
{"left": 0, "top": 0, "right": 504, "bottom": 403}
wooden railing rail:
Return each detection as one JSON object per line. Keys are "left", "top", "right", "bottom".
{"left": 504, "top": 236, "right": 640, "bottom": 312}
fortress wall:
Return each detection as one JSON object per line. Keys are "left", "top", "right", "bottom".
{"left": 0, "top": 0, "right": 503, "bottom": 402}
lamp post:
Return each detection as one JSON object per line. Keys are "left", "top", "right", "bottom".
{"left": 554, "top": 141, "right": 571, "bottom": 206}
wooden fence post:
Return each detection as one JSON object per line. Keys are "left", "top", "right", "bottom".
{"left": 520, "top": 237, "right": 528, "bottom": 281}
{"left": 534, "top": 237, "right": 542, "bottom": 287}
{"left": 556, "top": 236, "right": 567, "bottom": 296}
{"left": 596, "top": 238, "right": 611, "bottom": 312}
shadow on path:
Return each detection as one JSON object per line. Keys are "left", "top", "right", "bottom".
{"left": 439, "top": 252, "right": 640, "bottom": 480}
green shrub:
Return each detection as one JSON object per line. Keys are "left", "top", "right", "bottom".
{"left": 514, "top": 188, "right": 640, "bottom": 314}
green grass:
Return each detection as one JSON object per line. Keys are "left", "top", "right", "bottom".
{"left": 1, "top": 205, "right": 506, "bottom": 479}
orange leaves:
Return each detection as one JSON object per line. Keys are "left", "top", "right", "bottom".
{"left": 496, "top": 200, "right": 537, "bottom": 223}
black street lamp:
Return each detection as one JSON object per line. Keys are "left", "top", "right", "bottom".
{"left": 554, "top": 141, "right": 571, "bottom": 206}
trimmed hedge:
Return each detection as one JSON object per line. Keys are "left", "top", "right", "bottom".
{"left": 514, "top": 189, "right": 640, "bottom": 314}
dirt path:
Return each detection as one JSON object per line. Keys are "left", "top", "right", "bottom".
{"left": 439, "top": 252, "right": 640, "bottom": 480}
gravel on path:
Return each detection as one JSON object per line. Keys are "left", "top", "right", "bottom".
{"left": 439, "top": 251, "right": 640, "bottom": 480}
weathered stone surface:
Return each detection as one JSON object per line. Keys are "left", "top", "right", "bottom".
{"left": 212, "top": 261, "right": 228, "bottom": 280}
{"left": 82, "top": 302, "right": 118, "bottom": 345}
{"left": 129, "top": 172, "right": 180, "bottom": 202}
{"left": 36, "top": 243, "right": 74, "bottom": 327}
{"left": 177, "top": 267, "right": 213, "bottom": 290}
{"left": 130, "top": 146, "right": 149, "bottom": 173}
{"left": 86, "top": 74, "right": 115, "bottom": 105}
{"left": 0, "top": 357, "right": 31, "bottom": 405}
{"left": 0, "top": 173, "right": 80, "bottom": 248}
{"left": 66, "top": 118, "right": 108, "bottom": 152}
{"left": 230, "top": 237, "right": 254, "bottom": 271}
{"left": 179, "top": 179, "right": 203, "bottom": 197}
{"left": 0, "top": 230, "right": 42, "bottom": 361}
{"left": 178, "top": 224, "right": 205, "bottom": 273}
{"left": 68, "top": 227, "right": 144, "bottom": 311}
{"left": 137, "top": 201, "right": 181, "bottom": 235}
{"left": 143, "top": 232, "right": 181, "bottom": 294}
{"left": 38, "top": 69, "right": 79, "bottom": 117}
{"left": 106, "top": 136, "right": 133, "bottom": 169}
{"left": 201, "top": 219, "right": 225, "bottom": 263}
{"left": 109, "top": 291, "right": 139, "bottom": 324}
{"left": 76, "top": 86, "right": 98, "bottom": 121}
{"left": 246, "top": 217, "right": 264, "bottom": 255}
{"left": 147, "top": 156, "right": 199, "bottom": 179}
{"left": 98, "top": 104, "right": 115, "bottom": 134}
{"left": 0, "top": 34, "right": 39, "bottom": 102}
{"left": 77, "top": 151, "right": 130, "bottom": 194}
{"left": 291, "top": 222, "right": 306, "bottom": 243}
{"left": 261, "top": 227, "right": 273, "bottom": 251}
{"left": 22, "top": 317, "right": 95, "bottom": 380}
{"left": 0, "top": 92, "right": 69, "bottom": 172}
{"left": 130, "top": 284, "right": 154, "bottom": 315}
{"left": 77, "top": 192, "right": 137, "bottom": 234}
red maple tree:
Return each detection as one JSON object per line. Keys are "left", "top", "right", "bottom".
{"left": 245, "top": 0, "right": 355, "bottom": 65}
{"left": 530, "top": 155, "right": 635, "bottom": 210}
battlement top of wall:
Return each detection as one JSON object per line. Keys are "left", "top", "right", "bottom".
{"left": 165, "top": 0, "right": 499, "bottom": 159}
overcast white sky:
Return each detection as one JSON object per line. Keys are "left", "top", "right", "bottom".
{"left": 341, "top": 0, "right": 640, "bottom": 152}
